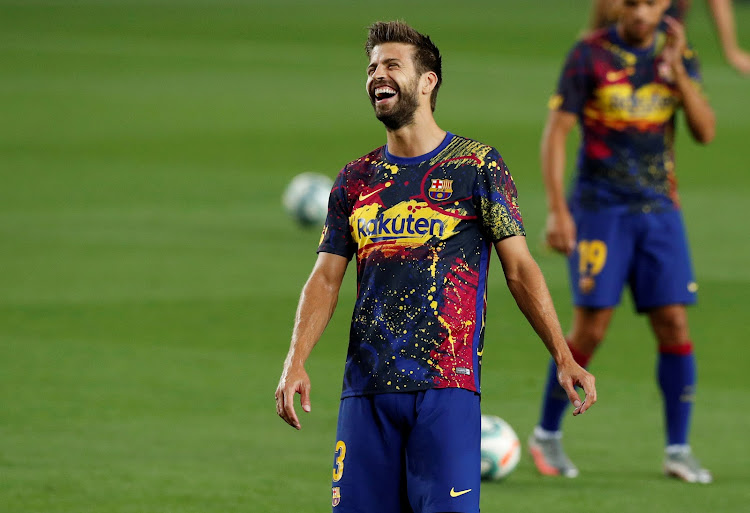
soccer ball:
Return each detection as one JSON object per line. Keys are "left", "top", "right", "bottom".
{"left": 282, "top": 172, "right": 333, "bottom": 227}
{"left": 480, "top": 414, "right": 521, "bottom": 480}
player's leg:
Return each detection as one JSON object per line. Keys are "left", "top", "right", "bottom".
{"left": 331, "top": 395, "right": 412, "bottom": 512}
{"left": 404, "top": 388, "right": 480, "bottom": 513}
{"left": 632, "top": 210, "right": 709, "bottom": 483}
{"left": 649, "top": 304, "right": 693, "bottom": 447}
{"left": 646, "top": 304, "right": 710, "bottom": 483}
{"left": 531, "top": 207, "right": 630, "bottom": 477}
{"left": 530, "top": 306, "right": 614, "bottom": 477}
{"left": 541, "top": 206, "right": 630, "bottom": 434}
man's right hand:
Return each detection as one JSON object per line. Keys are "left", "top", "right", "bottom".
{"left": 275, "top": 364, "right": 312, "bottom": 430}
{"left": 545, "top": 208, "right": 576, "bottom": 256}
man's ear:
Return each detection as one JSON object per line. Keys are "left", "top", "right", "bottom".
{"left": 421, "top": 71, "right": 438, "bottom": 96}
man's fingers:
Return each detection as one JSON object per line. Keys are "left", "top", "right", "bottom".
{"left": 663, "top": 15, "right": 681, "bottom": 35}
{"left": 561, "top": 380, "right": 583, "bottom": 416}
{"left": 275, "top": 391, "right": 283, "bottom": 417}
{"left": 566, "top": 237, "right": 576, "bottom": 256}
{"left": 567, "top": 227, "right": 577, "bottom": 255}
{"left": 565, "top": 374, "right": 598, "bottom": 416}
{"left": 663, "top": 16, "right": 685, "bottom": 48}
{"left": 283, "top": 387, "right": 301, "bottom": 430}
{"left": 300, "top": 383, "right": 312, "bottom": 413}
{"left": 545, "top": 232, "right": 557, "bottom": 250}
{"left": 276, "top": 389, "right": 292, "bottom": 427}
{"left": 579, "top": 376, "right": 597, "bottom": 414}
{"left": 546, "top": 227, "right": 576, "bottom": 256}
{"left": 548, "top": 233, "right": 568, "bottom": 255}
{"left": 274, "top": 389, "right": 287, "bottom": 420}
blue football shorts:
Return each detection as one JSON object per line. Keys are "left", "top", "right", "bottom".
{"left": 567, "top": 206, "right": 697, "bottom": 312}
{"left": 330, "top": 388, "right": 480, "bottom": 513}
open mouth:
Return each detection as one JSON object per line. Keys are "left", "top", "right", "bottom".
{"left": 373, "top": 86, "right": 398, "bottom": 103}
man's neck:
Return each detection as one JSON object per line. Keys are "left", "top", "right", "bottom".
{"left": 616, "top": 24, "right": 656, "bottom": 49}
{"left": 384, "top": 111, "right": 446, "bottom": 158}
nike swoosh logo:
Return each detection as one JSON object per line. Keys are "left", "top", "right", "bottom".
{"left": 358, "top": 185, "right": 387, "bottom": 202}
{"left": 450, "top": 488, "right": 472, "bottom": 497}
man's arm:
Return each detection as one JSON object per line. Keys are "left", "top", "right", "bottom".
{"left": 706, "top": 0, "right": 750, "bottom": 75}
{"left": 541, "top": 109, "right": 578, "bottom": 255}
{"left": 275, "top": 252, "right": 349, "bottom": 430}
{"left": 663, "top": 16, "right": 717, "bottom": 144}
{"left": 494, "top": 236, "right": 597, "bottom": 415}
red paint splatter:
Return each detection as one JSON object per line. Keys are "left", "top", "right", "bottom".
{"left": 430, "top": 259, "right": 480, "bottom": 391}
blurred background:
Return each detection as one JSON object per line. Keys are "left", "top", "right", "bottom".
{"left": 1, "top": 1, "right": 748, "bottom": 512}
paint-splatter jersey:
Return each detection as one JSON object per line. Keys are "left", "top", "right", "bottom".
{"left": 318, "top": 133, "right": 525, "bottom": 398}
{"left": 550, "top": 26, "right": 702, "bottom": 211}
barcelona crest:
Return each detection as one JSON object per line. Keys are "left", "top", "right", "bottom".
{"left": 332, "top": 487, "right": 341, "bottom": 507}
{"left": 428, "top": 178, "right": 453, "bottom": 201}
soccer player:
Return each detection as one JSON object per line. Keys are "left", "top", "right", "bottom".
{"left": 275, "top": 20, "right": 597, "bottom": 513}
{"left": 590, "top": 0, "right": 750, "bottom": 75}
{"left": 528, "top": 0, "right": 715, "bottom": 483}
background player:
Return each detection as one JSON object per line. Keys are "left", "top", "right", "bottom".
{"left": 590, "top": 0, "right": 750, "bottom": 74}
{"left": 275, "top": 20, "right": 597, "bottom": 513}
{"left": 528, "top": 0, "right": 715, "bottom": 483}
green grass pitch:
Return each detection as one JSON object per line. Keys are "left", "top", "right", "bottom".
{"left": 1, "top": 1, "right": 749, "bottom": 511}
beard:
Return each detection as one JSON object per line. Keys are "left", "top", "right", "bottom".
{"left": 370, "top": 78, "right": 420, "bottom": 130}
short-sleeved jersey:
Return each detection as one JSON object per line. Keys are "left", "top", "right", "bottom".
{"left": 550, "top": 27, "right": 702, "bottom": 211}
{"left": 318, "top": 133, "right": 525, "bottom": 398}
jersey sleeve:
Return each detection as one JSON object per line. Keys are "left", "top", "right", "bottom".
{"left": 549, "top": 41, "right": 592, "bottom": 115}
{"left": 317, "top": 168, "right": 356, "bottom": 259}
{"left": 473, "top": 150, "right": 525, "bottom": 242}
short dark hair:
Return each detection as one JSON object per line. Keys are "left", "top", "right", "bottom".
{"left": 364, "top": 21, "right": 442, "bottom": 111}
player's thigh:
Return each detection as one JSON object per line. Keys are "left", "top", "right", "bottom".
{"left": 630, "top": 210, "right": 697, "bottom": 312}
{"left": 405, "top": 388, "right": 481, "bottom": 513}
{"left": 331, "top": 395, "right": 411, "bottom": 513}
{"left": 569, "top": 306, "right": 616, "bottom": 353}
{"left": 568, "top": 208, "right": 634, "bottom": 309}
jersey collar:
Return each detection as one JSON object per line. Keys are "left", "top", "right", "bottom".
{"left": 384, "top": 132, "right": 454, "bottom": 166}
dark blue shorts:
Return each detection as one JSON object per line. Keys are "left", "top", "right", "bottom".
{"left": 331, "top": 388, "right": 480, "bottom": 513}
{"left": 568, "top": 207, "right": 697, "bottom": 312}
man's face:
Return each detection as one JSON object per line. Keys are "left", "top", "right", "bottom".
{"left": 366, "top": 42, "right": 422, "bottom": 130}
{"left": 619, "top": 0, "right": 669, "bottom": 44}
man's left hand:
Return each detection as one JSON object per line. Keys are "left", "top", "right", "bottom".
{"left": 556, "top": 361, "right": 597, "bottom": 416}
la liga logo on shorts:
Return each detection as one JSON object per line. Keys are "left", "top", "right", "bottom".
{"left": 428, "top": 178, "right": 453, "bottom": 201}
{"left": 332, "top": 486, "right": 341, "bottom": 507}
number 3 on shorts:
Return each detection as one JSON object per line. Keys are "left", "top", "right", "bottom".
{"left": 332, "top": 440, "right": 346, "bottom": 482}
